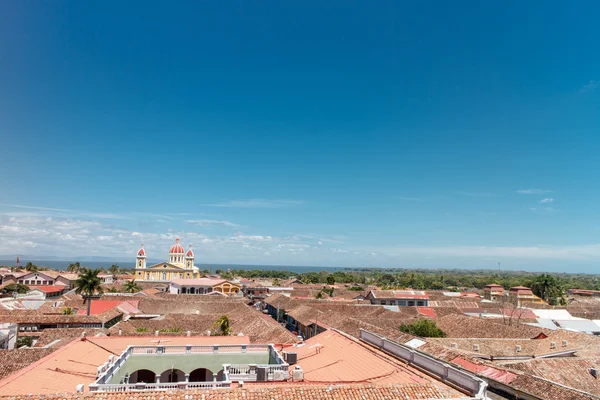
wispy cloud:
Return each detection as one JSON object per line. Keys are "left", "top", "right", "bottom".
{"left": 455, "top": 191, "right": 496, "bottom": 197}
{"left": 0, "top": 203, "right": 71, "bottom": 212}
{"left": 0, "top": 203, "right": 132, "bottom": 220}
{"left": 529, "top": 207, "right": 556, "bottom": 215}
{"left": 516, "top": 189, "right": 553, "bottom": 195}
{"left": 540, "top": 198, "right": 554, "bottom": 204}
{"left": 580, "top": 80, "right": 600, "bottom": 93}
{"left": 186, "top": 219, "right": 244, "bottom": 228}
{"left": 202, "top": 199, "right": 305, "bottom": 208}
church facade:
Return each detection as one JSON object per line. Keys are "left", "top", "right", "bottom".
{"left": 134, "top": 238, "right": 200, "bottom": 282}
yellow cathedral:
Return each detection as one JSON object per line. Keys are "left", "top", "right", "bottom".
{"left": 135, "top": 238, "right": 200, "bottom": 281}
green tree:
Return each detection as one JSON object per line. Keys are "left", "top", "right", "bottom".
{"left": 213, "top": 315, "right": 232, "bottom": 336}
{"left": 123, "top": 279, "right": 142, "bottom": 293}
{"left": 314, "top": 291, "right": 324, "bottom": 299}
{"left": 62, "top": 307, "right": 75, "bottom": 315}
{"left": 25, "top": 262, "right": 38, "bottom": 272}
{"left": 2, "top": 283, "right": 30, "bottom": 295}
{"left": 399, "top": 319, "right": 446, "bottom": 338}
{"left": 109, "top": 264, "right": 120, "bottom": 275}
{"left": 16, "top": 336, "right": 33, "bottom": 348}
{"left": 66, "top": 261, "right": 83, "bottom": 274}
{"left": 531, "top": 273, "right": 566, "bottom": 305}
{"left": 326, "top": 275, "right": 335, "bottom": 285}
{"left": 75, "top": 268, "right": 104, "bottom": 316}
{"left": 272, "top": 278, "right": 281, "bottom": 287}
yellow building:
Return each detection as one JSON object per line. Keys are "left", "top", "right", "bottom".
{"left": 169, "top": 278, "right": 241, "bottom": 295}
{"left": 135, "top": 239, "right": 199, "bottom": 282}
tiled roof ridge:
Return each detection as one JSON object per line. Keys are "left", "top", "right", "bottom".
{"left": 0, "top": 383, "right": 449, "bottom": 399}
{"left": 87, "top": 334, "right": 251, "bottom": 341}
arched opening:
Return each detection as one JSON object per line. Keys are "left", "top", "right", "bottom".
{"left": 216, "top": 369, "right": 225, "bottom": 381}
{"left": 181, "top": 287, "right": 187, "bottom": 294}
{"left": 189, "top": 368, "right": 213, "bottom": 382}
{"left": 189, "top": 287, "right": 195, "bottom": 294}
{"left": 129, "top": 369, "right": 156, "bottom": 383}
{"left": 159, "top": 368, "right": 185, "bottom": 383}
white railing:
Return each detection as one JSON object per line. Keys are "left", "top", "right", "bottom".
{"left": 91, "top": 344, "right": 286, "bottom": 392}
{"left": 225, "top": 363, "right": 289, "bottom": 382}
{"left": 359, "top": 330, "right": 487, "bottom": 399}
{"left": 90, "top": 381, "right": 230, "bottom": 392}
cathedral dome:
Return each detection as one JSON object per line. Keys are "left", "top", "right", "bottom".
{"left": 169, "top": 238, "right": 185, "bottom": 254}
{"left": 137, "top": 244, "right": 146, "bottom": 257}
{"left": 186, "top": 246, "right": 194, "bottom": 258}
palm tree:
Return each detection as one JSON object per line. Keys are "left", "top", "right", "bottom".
{"left": 62, "top": 307, "right": 74, "bottom": 315}
{"left": 213, "top": 315, "right": 232, "bottom": 336}
{"left": 66, "top": 262, "right": 82, "bottom": 274}
{"left": 25, "top": 262, "right": 38, "bottom": 272}
{"left": 123, "top": 279, "right": 142, "bottom": 293}
{"left": 75, "top": 268, "right": 104, "bottom": 316}
{"left": 109, "top": 264, "right": 120, "bottom": 276}
{"left": 532, "top": 273, "right": 558, "bottom": 303}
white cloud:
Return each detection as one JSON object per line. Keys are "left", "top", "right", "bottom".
{"left": 580, "top": 80, "right": 600, "bottom": 93}
{"left": 230, "top": 235, "right": 273, "bottom": 242}
{"left": 529, "top": 207, "right": 556, "bottom": 215}
{"left": 0, "top": 203, "right": 132, "bottom": 220}
{"left": 516, "top": 189, "right": 553, "bottom": 194}
{"left": 540, "top": 198, "right": 554, "bottom": 204}
{"left": 186, "top": 219, "right": 243, "bottom": 228}
{"left": 379, "top": 244, "right": 600, "bottom": 260}
{"left": 202, "top": 199, "right": 305, "bottom": 208}
{"left": 2, "top": 210, "right": 599, "bottom": 271}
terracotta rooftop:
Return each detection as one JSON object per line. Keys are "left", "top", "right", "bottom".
{"left": 369, "top": 290, "right": 429, "bottom": 300}
{"left": 27, "top": 285, "right": 65, "bottom": 294}
{"left": 434, "top": 314, "right": 549, "bottom": 338}
{"left": 289, "top": 330, "right": 462, "bottom": 397}
{"left": 0, "top": 383, "right": 463, "bottom": 399}
{"left": 507, "top": 357, "right": 600, "bottom": 396}
{"left": 75, "top": 300, "right": 139, "bottom": 315}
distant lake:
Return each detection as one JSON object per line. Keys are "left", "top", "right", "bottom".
{"left": 0, "top": 260, "right": 348, "bottom": 273}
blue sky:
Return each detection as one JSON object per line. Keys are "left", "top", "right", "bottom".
{"left": 1, "top": 1, "right": 600, "bottom": 271}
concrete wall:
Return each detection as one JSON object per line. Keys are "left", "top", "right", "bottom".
{"left": 109, "top": 353, "right": 270, "bottom": 384}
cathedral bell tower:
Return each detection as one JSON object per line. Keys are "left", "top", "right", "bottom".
{"left": 136, "top": 244, "right": 146, "bottom": 270}
{"left": 185, "top": 245, "right": 194, "bottom": 270}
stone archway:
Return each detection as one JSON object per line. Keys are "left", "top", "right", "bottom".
{"left": 216, "top": 369, "right": 225, "bottom": 381}
{"left": 189, "top": 368, "right": 213, "bottom": 382}
{"left": 129, "top": 369, "right": 156, "bottom": 383}
{"left": 159, "top": 368, "right": 185, "bottom": 383}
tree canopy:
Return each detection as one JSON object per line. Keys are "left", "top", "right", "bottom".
{"left": 66, "top": 261, "right": 83, "bottom": 274}
{"left": 213, "top": 315, "right": 232, "bottom": 336}
{"left": 123, "top": 280, "right": 142, "bottom": 293}
{"left": 75, "top": 268, "right": 104, "bottom": 316}
{"left": 399, "top": 319, "right": 446, "bottom": 338}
